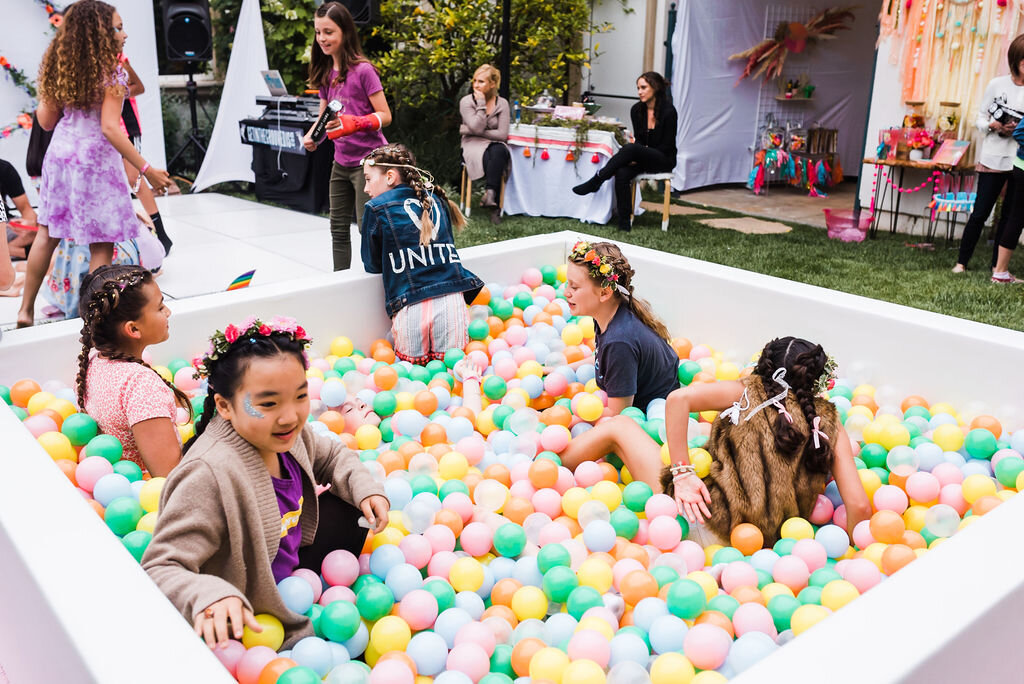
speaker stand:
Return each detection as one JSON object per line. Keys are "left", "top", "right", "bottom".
{"left": 167, "top": 63, "right": 208, "bottom": 176}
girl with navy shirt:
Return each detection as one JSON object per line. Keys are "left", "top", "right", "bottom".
{"left": 360, "top": 143, "right": 483, "bottom": 364}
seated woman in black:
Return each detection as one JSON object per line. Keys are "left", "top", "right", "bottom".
{"left": 573, "top": 71, "right": 677, "bottom": 231}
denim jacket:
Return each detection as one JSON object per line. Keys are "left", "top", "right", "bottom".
{"left": 361, "top": 185, "right": 483, "bottom": 317}
{"left": 1013, "top": 116, "right": 1024, "bottom": 160}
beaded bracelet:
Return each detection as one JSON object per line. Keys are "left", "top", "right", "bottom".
{"left": 669, "top": 462, "right": 696, "bottom": 480}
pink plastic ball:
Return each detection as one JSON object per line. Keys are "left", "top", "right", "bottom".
{"left": 647, "top": 516, "right": 683, "bottom": 551}
{"left": 720, "top": 561, "right": 759, "bottom": 593}
{"left": 292, "top": 568, "right": 323, "bottom": 602}
{"left": 461, "top": 522, "right": 494, "bottom": 556}
{"left": 873, "top": 484, "right": 910, "bottom": 514}
{"left": 832, "top": 504, "right": 848, "bottom": 531}
{"left": 522, "top": 268, "right": 544, "bottom": 288}
{"left": 509, "top": 480, "right": 536, "bottom": 500}
{"left": 319, "top": 585, "right": 356, "bottom": 606}
{"left": 424, "top": 524, "right": 458, "bottom": 553}
{"left": 553, "top": 466, "right": 574, "bottom": 494}
{"left": 306, "top": 376, "right": 324, "bottom": 401}
{"left": 573, "top": 461, "right": 603, "bottom": 488}
{"left": 771, "top": 555, "right": 810, "bottom": 593}
{"left": 790, "top": 539, "right": 828, "bottom": 573}
{"left": 684, "top": 624, "right": 732, "bottom": 670}
{"left": 567, "top": 629, "right": 611, "bottom": 668}
{"left": 399, "top": 589, "right": 440, "bottom": 631}
{"left": 932, "top": 462, "right": 964, "bottom": 487}
{"left": 370, "top": 659, "right": 414, "bottom": 684}
{"left": 644, "top": 493, "right": 678, "bottom": 520}
{"left": 446, "top": 643, "right": 490, "bottom": 683}
{"left": 173, "top": 366, "right": 200, "bottom": 392}
{"left": 357, "top": 357, "right": 376, "bottom": 374}
{"left": 939, "top": 483, "right": 969, "bottom": 515}
{"left": 399, "top": 534, "right": 434, "bottom": 569}
{"left": 689, "top": 345, "right": 711, "bottom": 361}
{"left": 505, "top": 326, "right": 529, "bottom": 347}
{"left": 512, "top": 347, "right": 536, "bottom": 366}
{"left": 456, "top": 437, "right": 486, "bottom": 466}
{"left": 358, "top": 553, "right": 372, "bottom": 576}
{"left": 442, "top": 493, "right": 475, "bottom": 523}
{"left": 540, "top": 425, "right": 570, "bottom": 453}
{"left": 543, "top": 373, "right": 569, "bottom": 396}
{"left": 234, "top": 645, "right": 277, "bottom": 684}
{"left": 809, "top": 494, "right": 835, "bottom": 525}
{"left": 211, "top": 639, "right": 246, "bottom": 676}
{"left": 538, "top": 522, "right": 572, "bottom": 546}
{"left": 675, "top": 540, "right": 706, "bottom": 574}
{"left": 322, "top": 549, "right": 360, "bottom": 587}
{"left": 842, "top": 558, "right": 882, "bottom": 593}
{"left": 531, "top": 488, "right": 563, "bottom": 518}
{"left": 508, "top": 461, "right": 531, "bottom": 485}
{"left": 611, "top": 560, "right": 646, "bottom": 590}
{"left": 494, "top": 358, "right": 518, "bottom": 381}
{"left": 536, "top": 285, "right": 557, "bottom": 301}
{"left": 653, "top": 550, "right": 689, "bottom": 576}
{"left": 75, "top": 456, "right": 114, "bottom": 493}
{"left": 488, "top": 339, "right": 510, "bottom": 356}
{"left": 905, "top": 472, "right": 940, "bottom": 503}
{"left": 633, "top": 518, "right": 649, "bottom": 546}
{"left": 23, "top": 414, "right": 59, "bottom": 438}
{"left": 732, "top": 602, "right": 777, "bottom": 638}
{"left": 455, "top": 621, "right": 497, "bottom": 656}
{"left": 852, "top": 520, "right": 875, "bottom": 549}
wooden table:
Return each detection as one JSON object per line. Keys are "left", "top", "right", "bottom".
{"left": 862, "top": 157, "right": 970, "bottom": 238}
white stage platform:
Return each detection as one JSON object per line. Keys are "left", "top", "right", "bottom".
{"left": 0, "top": 193, "right": 359, "bottom": 329}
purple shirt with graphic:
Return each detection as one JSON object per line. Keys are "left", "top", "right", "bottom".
{"left": 318, "top": 61, "right": 388, "bottom": 166}
{"left": 270, "top": 452, "right": 305, "bottom": 583}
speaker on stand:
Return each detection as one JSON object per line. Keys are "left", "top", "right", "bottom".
{"left": 336, "top": 0, "right": 380, "bottom": 26}
{"left": 163, "top": 1, "right": 212, "bottom": 175}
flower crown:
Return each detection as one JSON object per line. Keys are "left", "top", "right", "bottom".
{"left": 569, "top": 240, "right": 620, "bottom": 290}
{"left": 815, "top": 354, "right": 838, "bottom": 395}
{"left": 193, "top": 316, "right": 311, "bottom": 379}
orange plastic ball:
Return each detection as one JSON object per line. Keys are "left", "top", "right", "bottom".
{"left": 435, "top": 509, "right": 465, "bottom": 537}
{"left": 484, "top": 464, "right": 512, "bottom": 487}
{"left": 899, "top": 395, "right": 929, "bottom": 413}
{"left": 692, "top": 371, "right": 715, "bottom": 384}
{"left": 413, "top": 391, "right": 439, "bottom": 416}
{"left": 565, "top": 383, "right": 585, "bottom": 398}
{"left": 533, "top": 311, "right": 553, "bottom": 326}
{"left": 472, "top": 287, "right": 490, "bottom": 306}
{"left": 543, "top": 302, "right": 563, "bottom": 317}
{"left": 671, "top": 338, "right": 693, "bottom": 360}
{"left": 373, "top": 347, "right": 396, "bottom": 364}
{"left": 869, "top": 510, "right": 906, "bottom": 544}
{"left": 39, "top": 408, "right": 65, "bottom": 430}
{"left": 374, "top": 366, "right": 399, "bottom": 391}
{"left": 528, "top": 459, "right": 559, "bottom": 489}
{"left": 487, "top": 317, "right": 505, "bottom": 338}
{"left": 881, "top": 543, "right": 917, "bottom": 575}
{"left": 481, "top": 604, "right": 518, "bottom": 627}
{"left": 318, "top": 410, "right": 346, "bottom": 434}
{"left": 503, "top": 497, "right": 535, "bottom": 525}
{"left": 88, "top": 499, "right": 105, "bottom": 518}
{"left": 598, "top": 462, "right": 620, "bottom": 483}
{"left": 377, "top": 451, "right": 406, "bottom": 475}
{"left": 554, "top": 515, "right": 583, "bottom": 538}
{"left": 378, "top": 651, "right": 418, "bottom": 677}
{"left": 451, "top": 406, "right": 477, "bottom": 421}
{"left": 491, "top": 578, "right": 523, "bottom": 607}
{"left": 616, "top": 542, "right": 650, "bottom": 568}
{"left": 420, "top": 423, "right": 448, "bottom": 447}
{"left": 730, "top": 523, "right": 764, "bottom": 556}
{"left": 901, "top": 529, "right": 927, "bottom": 549}
{"left": 542, "top": 406, "right": 572, "bottom": 428}
{"left": 969, "top": 415, "right": 1002, "bottom": 439}
{"left": 511, "top": 637, "right": 546, "bottom": 677}
{"left": 338, "top": 433, "right": 357, "bottom": 450}
{"left": 465, "top": 341, "right": 489, "bottom": 355}
{"left": 257, "top": 657, "right": 298, "bottom": 684}
{"left": 730, "top": 585, "right": 766, "bottom": 605}
{"left": 971, "top": 495, "right": 1003, "bottom": 516}
{"left": 851, "top": 395, "right": 878, "bottom": 414}
{"left": 56, "top": 458, "right": 77, "bottom": 486}
{"left": 563, "top": 346, "right": 585, "bottom": 364}
{"left": 695, "top": 610, "right": 735, "bottom": 637}
{"left": 620, "top": 570, "right": 659, "bottom": 606}
{"left": 10, "top": 379, "right": 41, "bottom": 408}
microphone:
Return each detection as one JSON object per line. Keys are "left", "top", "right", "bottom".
{"left": 309, "top": 99, "right": 343, "bottom": 145}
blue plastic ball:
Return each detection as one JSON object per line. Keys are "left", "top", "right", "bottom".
{"left": 278, "top": 576, "right": 315, "bottom": 615}
{"left": 92, "top": 473, "right": 134, "bottom": 508}
{"left": 406, "top": 630, "right": 449, "bottom": 676}
{"left": 649, "top": 614, "right": 687, "bottom": 654}
{"left": 385, "top": 562, "right": 424, "bottom": 600}
{"left": 582, "top": 520, "right": 616, "bottom": 552}
{"left": 455, "top": 590, "right": 485, "bottom": 619}
{"left": 368, "top": 544, "right": 405, "bottom": 579}
{"left": 608, "top": 633, "right": 650, "bottom": 667}
{"left": 321, "top": 380, "right": 348, "bottom": 408}
{"left": 631, "top": 596, "right": 669, "bottom": 632}
{"left": 434, "top": 607, "right": 473, "bottom": 648}
{"left": 291, "top": 636, "right": 334, "bottom": 677}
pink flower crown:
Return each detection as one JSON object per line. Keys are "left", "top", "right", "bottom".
{"left": 569, "top": 240, "right": 620, "bottom": 289}
{"left": 193, "top": 316, "right": 311, "bottom": 378}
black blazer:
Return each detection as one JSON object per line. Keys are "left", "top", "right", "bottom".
{"left": 630, "top": 100, "right": 678, "bottom": 160}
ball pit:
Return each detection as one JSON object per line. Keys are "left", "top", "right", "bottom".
{"left": 3, "top": 233, "right": 1024, "bottom": 683}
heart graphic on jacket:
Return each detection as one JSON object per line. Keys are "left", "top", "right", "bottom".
{"left": 404, "top": 198, "right": 442, "bottom": 241}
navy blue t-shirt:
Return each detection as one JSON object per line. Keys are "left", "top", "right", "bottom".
{"left": 593, "top": 305, "right": 678, "bottom": 411}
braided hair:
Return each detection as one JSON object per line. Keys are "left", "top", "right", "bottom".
{"left": 186, "top": 332, "right": 309, "bottom": 453}
{"left": 76, "top": 265, "right": 192, "bottom": 418}
{"left": 568, "top": 241, "right": 671, "bottom": 342}
{"left": 364, "top": 143, "right": 466, "bottom": 245}
{"left": 752, "top": 337, "right": 833, "bottom": 474}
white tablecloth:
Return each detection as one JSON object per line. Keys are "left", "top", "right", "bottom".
{"left": 503, "top": 123, "right": 639, "bottom": 224}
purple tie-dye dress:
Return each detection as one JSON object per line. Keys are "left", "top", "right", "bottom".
{"left": 37, "top": 65, "right": 138, "bottom": 244}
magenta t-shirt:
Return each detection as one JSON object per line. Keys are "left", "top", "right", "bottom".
{"left": 271, "top": 452, "right": 305, "bottom": 583}
{"left": 318, "top": 61, "right": 388, "bottom": 166}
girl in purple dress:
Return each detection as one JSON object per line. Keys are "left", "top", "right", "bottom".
{"left": 17, "top": 0, "right": 172, "bottom": 328}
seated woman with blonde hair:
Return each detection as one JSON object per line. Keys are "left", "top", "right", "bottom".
{"left": 459, "top": 64, "right": 510, "bottom": 225}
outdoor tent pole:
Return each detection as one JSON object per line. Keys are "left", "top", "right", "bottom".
{"left": 853, "top": 19, "right": 881, "bottom": 220}
{"left": 500, "top": 0, "right": 511, "bottom": 100}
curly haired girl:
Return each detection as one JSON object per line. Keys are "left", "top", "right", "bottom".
{"left": 17, "top": 1, "right": 171, "bottom": 328}
{"left": 562, "top": 337, "right": 871, "bottom": 546}
{"left": 360, "top": 143, "right": 483, "bottom": 364}
{"left": 76, "top": 264, "right": 189, "bottom": 476}
{"left": 562, "top": 240, "right": 678, "bottom": 415}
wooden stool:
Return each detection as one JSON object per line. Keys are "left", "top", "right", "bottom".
{"left": 460, "top": 165, "right": 507, "bottom": 219}
{"left": 630, "top": 172, "right": 675, "bottom": 231}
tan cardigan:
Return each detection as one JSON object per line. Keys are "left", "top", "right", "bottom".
{"left": 459, "top": 93, "right": 510, "bottom": 180}
{"left": 142, "top": 415, "right": 385, "bottom": 647}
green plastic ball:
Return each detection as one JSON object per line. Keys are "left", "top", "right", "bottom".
{"left": 767, "top": 594, "right": 801, "bottom": 632}
{"left": 797, "top": 586, "right": 823, "bottom": 605}
{"left": 666, "top": 579, "right": 706, "bottom": 620}
{"left": 622, "top": 481, "right": 653, "bottom": 513}
{"left": 352, "top": 574, "right": 381, "bottom": 594}
{"left": 537, "top": 543, "right": 571, "bottom": 573}
{"left": 609, "top": 507, "right": 639, "bottom": 540}
{"left": 277, "top": 667, "right": 320, "bottom": 684}
{"left": 859, "top": 443, "right": 888, "bottom": 469}
{"left": 424, "top": 578, "right": 457, "bottom": 613}
{"left": 616, "top": 625, "right": 651, "bottom": 650}
{"left": 86, "top": 434, "right": 123, "bottom": 465}
{"left": 11, "top": 406, "right": 27, "bottom": 420}
{"left": 706, "top": 594, "right": 739, "bottom": 619}
{"left": 440, "top": 479, "right": 470, "bottom": 499}
{"left": 995, "top": 456, "right": 1024, "bottom": 488}
{"left": 620, "top": 407, "right": 645, "bottom": 423}
{"left": 566, "top": 585, "right": 603, "bottom": 620}
{"left": 105, "top": 497, "right": 144, "bottom": 536}
{"left": 444, "top": 348, "right": 465, "bottom": 368}
{"left": 121, "top": 530, "right": 151, "bottom": 562}
{"left": 536, "top": 450, "right": 561, "bottom": 465}
{"left": 493, "top": 523, "right": 527, "bottom": 557}
{"left": 540, "top": 265, "right": 557, "bottom": 285}
{"left": 711, "top": 546, "right": 743, "bottom": 566}
{"left": 644, "top": 418, "right": 665, "bottom": 444}
{"left": 808, "top": 567, "right": 842, "bottom": 588}
{"left": 903, "top": 405, "right": 931, "bottom": 420}
{"left": 512, "top": 292, "right": 533, "bottom": 310}
{"left": 112, "top": 460, "right": 143, "bottom": 482}
{"left": 964, "top": 428, "right": 998, "bottom": 459}
{"left": 0, "top": 385, "right": 10, "bottom": 404}
{"left": 378, "top": 417, "right": 394, "bottom": 443}
{"left": 828, "top": 385, "right": 853, "bottom": 401}
{"left": 650, "top": 566, "right": 679, "bottom": 588}
{"left": 490, "top": 299, "right": 514, "bottom": 321}
{"left": 308, "top": 603, "right": 325, "bottom": 638}
{"left": 410, "top": 474, "right": 438, "bottom": 497}
{"left": 491, "top": 406, "right": 515, "bottom": 430}
{"left": 167, "top": 358, "right": 191, "bottom": 376}
{"left": 354, "top": 583, "right": 394, "bottom": 623}
{"left": 869, "top": 466, "right": 890, "bottom": 485}
{"left": 756, "top": 568, "right": 772, "bottom": 589}
{"left": 482, "top": 376, "right": 507, "bottom": 400}
{"left": 334, "top": 357, "right": 357, "bottom": 374}
{"left": 542, "top": 566, "right": 578, "bottom": 603}
{"left": 61, "top": 413, "right": 98, "bottom": 446}
{"left": 468, "top": 319, "right": 491, "bottom": 341}
{"left": 677, "top": 360, "right": 702, "bottom": 385}
{"left": 486, "top": 648, "right": 515, "bottom": 681}
{"left": 373, "top": 391, "right": 398, "bottom": 417}
{"left": 773, "top": 538, "right": 796, "bottom": 556}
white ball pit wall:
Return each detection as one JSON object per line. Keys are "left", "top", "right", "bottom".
{"left": 0, "top": 230, "right": 1022, "bottom": 682}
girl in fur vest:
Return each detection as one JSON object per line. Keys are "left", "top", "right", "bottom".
{"left": 561, "top": 337, "right": 871, "bottom": 546}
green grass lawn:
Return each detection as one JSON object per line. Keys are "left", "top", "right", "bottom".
{"left": 455, "top": 199, "right": 1024, "bottom": 332}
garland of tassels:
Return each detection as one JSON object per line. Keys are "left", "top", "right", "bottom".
{"left": 748, "top": 151, "right": 843, "bottom": 196}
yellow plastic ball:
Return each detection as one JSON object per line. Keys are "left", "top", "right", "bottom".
{"left": 698, "top": 410, "right": 719, "bottom": 423}
{"left": 370, "top": 615, "right": 412, "bottom": 653}
{"left": 858, "top": 469, "right": 882, "bottom": 500}
{"left": 136, "top": 511, "right": 158, "bottom": 535}
{"left": 561, "top": 324, "right": 584, "bottom": 347}
{"left": 650, "top": 652, "right": 695, "bottom": 684}
{"left": 760, "top": 582, "right": 795, "bottom": 603}
{"left": 395, "top": 392, "right": 415, "bottom": 411}
{"left": 692, "top": 672, "right": 728, "bottom": 684}
{"left": 862, "top": 543, "right": 886, "bottom": 571}
{"left": 556, "top": 263, "right": 568, "bottom": 282}
{"left": 820, "top": 579, "right": 860, "bottom": 611}
{"left": 576, "top": 558, "right": 613, "bottom": 593}
{"left": 561, "top": 659, "right": 607, "bottom": 684}
{"left": 853, "top": 384, "right": 876, "bottom": 397}
{"left": 371, "top": 527, "right": 404, "bottom": 549}
{"left": 689, "top": 448, "right": 712, "bottom": 478}
{"left": 26, "top": 391, "right": 56, "bottom": 416}
{"left": 242, "top": 613, "right": 284, "bottom": 650}
{"left": 929, "top": 402, "right": 957, "bottom": 419}
{"left": 37, "top": 431, "right": 76, "bottom": 461}
{"left": 45, "top": 399, "right": 78, "bottom": 420}
{"left": 325, "top": 354, "right": 339, "bottom": 367}
{"left": 962, "top": 474, "right": 997, "bottom": 505}
{"left": 529, "top": 647, "right": 570, "bottom": 683}
{"left": 576, "top": 616, "right": 615, "bottom": 640}
{"left": 902, "top": 505, "right": 928, "bottom": 533}
{"left": 715, "top": 362, "right": 740, "bottom": 381}
{"left": 330, "top": 336, "right": 354, "bottom": 357}
{"left": 306, "top": 367, "right": 325, "bottom": 380}
{"left": 620, "top": 466, "right": 633, "bottom": 485}
{"left": 790, "top": 604, "right": 830, "bottom": 636}
{"left": 878, "top": 423, "right": 911, "bottom": 450}
{"left": 364, "top": 642, "right": 381, "bottom": 667}
{"left": 577, "top": 316, "right": 595, "bottom": 338}
{"left": 561, "top": 487, "right": 591, "bottom": 519}
{"left": 847, "top": 405, "right": 875, "bottom": 421}
{"left": 177, "top": 422, "right": 195, "bottom": 443}
{"left": 502, "top": 388, "right": 530, "bottom": 409}
{"left": 575, "top": 394, "right": 604, "bottom": 422}
{"left": 779, "top": 517, "right": 814, "bottom": 540}
{"left": 387, "top": 510, "right": 409, "bottom": 535}
{"left": 517, "top": 360, "right": 544, "bottom": 379}
{"left": 997, "top": 489, "right": 1017, "bottom": 502}
{"left": 355, "top": 424, "right": 383, "bottom": 450}
{"left": 874, "top": 413, "right": 900, "bottom": 426}
{"left": 438, "top": 451, "right": 469, "bottom": 480}
{"left": 511, "top": 585, "right": 549, "bottom": 621}
{"left": 861, "top": 420, "right": 884, "bottom": 445}
{"left": 151, "top": 366, "right": 172, "bottom": 383}
{"left": 686, "top": 570, "right": 720, "bottom": 601}
{"left": 583, "top": 379, "right": 600, "bottom": 394}
{"left": 476, "top": 409, "right": 497, "bottom": 436}
{"left": 591, "top": 480, "right": 622, "bottom": 511}
{"left": 958, "top": 515, "right": 982, "bottom": 532}
{"left": 139, "top": 477, "right": 165, "bottom": 513}
{"left": 702, "top": 545, "right": 723, "bottom": 568}
{"left": 932, "top": 424, "right": 964, "bottom": 452}
{"left": 449, "top": 557, "right": 485, "bottom": 593}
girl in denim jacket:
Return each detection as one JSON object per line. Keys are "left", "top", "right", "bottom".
{"left": 360, "top": 143, "right": 483, "bottom": 364}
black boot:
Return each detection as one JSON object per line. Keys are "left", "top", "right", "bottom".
{"left": 572, "top": 173, "right": 605, "bottom": 196}
{"left": 151, "top": 212, "right": 173, "bottom": 255}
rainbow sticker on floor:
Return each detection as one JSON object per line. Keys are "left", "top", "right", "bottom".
{"left": 226, "top": 269, "right": 255, "bottom": 291}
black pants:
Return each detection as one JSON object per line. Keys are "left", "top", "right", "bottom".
{"left": 957, "top": 170, "right": 1012, "bottom": 267}
{"left": 599, "top": 143, "right": 674, "bottom": 227}
{"left": 482, "top": 143, "right": 510, "bottom": 193}
{"left": 999, "top": 166, "right": 1024, "bottom": 251}
{"left": 297, "top": 492, "right": 368, "bottom": 572}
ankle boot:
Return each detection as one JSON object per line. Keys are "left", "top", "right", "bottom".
{"left": 572, "top": 173, "right": 605, "bottom": 196}
{"left": 481, "top": 188, "right": 497, "bottom": 207}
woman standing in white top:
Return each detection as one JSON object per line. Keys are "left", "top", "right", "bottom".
{"left": 954, "top": 36, "right": 1024, "bottom": 275}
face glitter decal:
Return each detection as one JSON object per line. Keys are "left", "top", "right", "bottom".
{"left": 243, "top": 393, "right": 265, "bottom": 419}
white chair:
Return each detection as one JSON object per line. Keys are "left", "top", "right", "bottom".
{"left": 630, "top": 172, "right": 675, "bottom": 231}
{"left": 460, "top": 164, "right": 506, "bottom": 219}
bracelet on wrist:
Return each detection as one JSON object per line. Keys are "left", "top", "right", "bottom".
{"left": 669, "top": 462, "right": 697, "bottom": 479}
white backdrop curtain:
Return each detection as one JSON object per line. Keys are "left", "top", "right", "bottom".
{"left": 669, "top": 0, "right": 878, "bottom": 191}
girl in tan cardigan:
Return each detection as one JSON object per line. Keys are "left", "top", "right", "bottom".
{"left": 143, "top": 317, "right": 389, "bottom": 649}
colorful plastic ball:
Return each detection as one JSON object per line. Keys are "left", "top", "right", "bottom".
{"left": 932, "top": 424, "right": 964, "bottom": 453}
{"left": 236, "top": 645, "right": 279, "bottom": 684}
{"left": 771, "top": 556, "right": 810, "bottom": 594}
{"left": 561, "top": 658, "right": 607, "bottom": 684}
{"left": 510, "top": 585, "right": 548, "bottom": 621}
{"left": 779, "top": 517, "right": 814, "bottom": 540}
{"left": 92, "top": 473, "right": 134, "bottom": 507}
{"left": 321, "top": 600, "right": 362, "bottom": 642}
{"left": 650, "top": 652, "right": 695, "bottom": 684}
{"left": 279, "top": 576, "right": 316, "bottom": 615}
{"left": 566, "top": 629, "right": 611, "bottom": 668}
{"left": 121, "top": 529, "right": 152, "bottom": 562}
{"left": 243, "top": 614, "right": 285, "bottom": 651}
{"left": 649, "top": 614, "right": 688, "bottom": 654}
{"left": 874, "top": 484, "right": 910, "bottom": 514}
{"left": 766, "top": 594, "right": 801, "bottom": 633}
{"left": 370, "top": 615, "right": 412, "bottom": 654}
{"left": 819, "top": 579, "right": 859, "bottom": 611}
{"left": 407, "top": 630, "right": 449, "bottom": 677}
{"left": 961, "top": 473, "right": 997, "bottom": 505}
{"left": 493, "top": 523, "right": 527, "bottom": 557}
{"left": 529, "top": 646, "right": 570, "bottom": 682}
{"left": 398, "top": 589, "right": 439, "bottom": 630}
{"left": 60, "top": 413, "right": 98, "bottom": 446}
{"left": 841, "top": 558, "right": 881, "bottom": 593}
{"left": 323, "top": 549, "right": 361, "bottom": 587}
{"left": 683, "top": 623, "right": 732, "bottom": 670}
{"left": 37, "top": 431, "right": 76, "bottom": 461}
{"left": 356, "top": 582, "right": 396, "bottom": 622}
{"left": 104, "top": 496, "right": 144, "bottom": 536}
{"left": 789, "top": 604, "right": 830, "bottom": 636}
{"left": 291, "top": 636, "right": 334, "bottom": 677}
{"left": 574, "top": 393, "right": 604, "bottom": 422}
{"left": 666, "top": 579, "right": 706, "bottom": 620}
{"left": 85, "top": 434, "right": 123, "bottom": 464}
{"left": 369, "top": 660, "right": 414, "bottom": 684}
